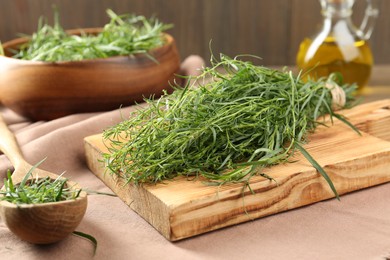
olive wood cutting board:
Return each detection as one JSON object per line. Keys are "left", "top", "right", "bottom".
{"left": 84, "top": 99, "right": 390, "bottom": 241}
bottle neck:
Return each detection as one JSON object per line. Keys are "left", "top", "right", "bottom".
{"left": 321, "top": 0, "right": 353, "bottom": 19}
{"left": 320, "top": 0, "right": 378, "bottom": 40}
{"left": 321, "top": 10, "right": 358, "bottom": 39}
{"left": 321, "top": 6, "right": 352, "bottom": 19}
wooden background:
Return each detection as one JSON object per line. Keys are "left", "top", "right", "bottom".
{"left": 0, "top": 0, "right": 389, "bottom": 65}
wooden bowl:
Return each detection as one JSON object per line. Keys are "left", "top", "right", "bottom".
{"left": 0, "top": 29, "right": 181, "bottom": 121}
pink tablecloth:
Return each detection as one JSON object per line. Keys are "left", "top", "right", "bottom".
{"left": 1, "top": 56, "right": 390, "bottom": 260}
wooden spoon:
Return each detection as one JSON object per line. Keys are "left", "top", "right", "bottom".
{"left": 0, "top": 115, "right": 88, "bottom": 244}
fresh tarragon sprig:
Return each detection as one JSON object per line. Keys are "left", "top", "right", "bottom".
{"left": 102, "top": 54, "right": 358, "bottom": 199}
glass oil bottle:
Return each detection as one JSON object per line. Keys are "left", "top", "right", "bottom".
{"left": 296, "top": 0, "right": 379, "bottom": 92}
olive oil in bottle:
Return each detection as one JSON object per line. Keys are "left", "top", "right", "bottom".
{"left": 296, "top": 36, "right": 373, "bottom": 90}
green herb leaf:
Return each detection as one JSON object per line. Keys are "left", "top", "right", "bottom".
{"left": 72, "top": 230, "right": 97, "bottom": 256}
{"left": 295, "top": 142, "right": 340, "bottom": 200}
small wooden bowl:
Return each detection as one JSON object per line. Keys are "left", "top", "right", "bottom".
{"left": 0, "top": 29, "right": 181, "bottom": 121}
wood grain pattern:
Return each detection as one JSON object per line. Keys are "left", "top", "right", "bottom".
{"left": 0, "top": 0, "right": 388, "bottom": 65}
{"left": 0, "top": 195, "right": 88, "bottom": 244}
{"left": 84, "top": 99, "right": 390, "bottom": 241}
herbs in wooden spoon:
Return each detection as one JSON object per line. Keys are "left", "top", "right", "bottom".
{"left": 0, "top": 159, "right": 105, "bottom": 254}
{"left": 14, "top": 9, "right": 172, "bottom": 62}
{"left": 102, "top": 54, "right": 358, "bottom": 198}
{"left": 0, "top": 159, "right": 81, "bottom": 205}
